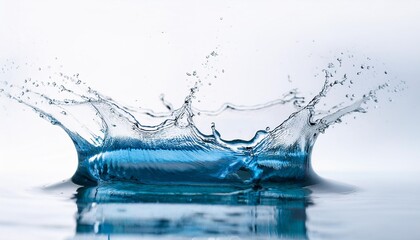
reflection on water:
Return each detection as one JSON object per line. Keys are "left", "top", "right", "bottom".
{"left": 5, "top": 172, "right": 420, "bottom": 239}
{"left": 72, "top": 182, "right": 312, "bottom": 239}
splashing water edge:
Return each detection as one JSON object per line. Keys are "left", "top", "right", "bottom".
{"left": 0, "top": 56, "right": 399, "bottom": 187}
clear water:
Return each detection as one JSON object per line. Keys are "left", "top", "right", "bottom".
{"left": 0, "top": 56, "right": 413, "bottom": 239}
{"left": 1, "top": 0, "right": 420, "bottom": 237}
{"left": 1, "top": 172, "right": 419, "bottom": 239}
{"left": 0, "top": 56, "right": 395, "bottom": 187}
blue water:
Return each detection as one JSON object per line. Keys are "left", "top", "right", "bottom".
{"left": 0, "top": 56, "right": 411, "bottom": 239}
{"left": 1, "top": 171, "right": 419, "bottom": 239}
{"left": 73, "top": 182, "right": 311, "bottom": 238}
{"left": 0, "top": 58, "right": 391, "bottom": 187}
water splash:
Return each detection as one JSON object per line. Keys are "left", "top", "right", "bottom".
{"left": 0, "top": 56, "right": 398, "bottom": 186}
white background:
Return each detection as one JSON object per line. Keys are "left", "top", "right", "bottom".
{"left": 1, "top": 0, "right": 419, "bottom": 185}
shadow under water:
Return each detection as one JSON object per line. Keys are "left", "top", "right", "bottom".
{"left": 71, "top": 182, "right": 314, "bottom": 239}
